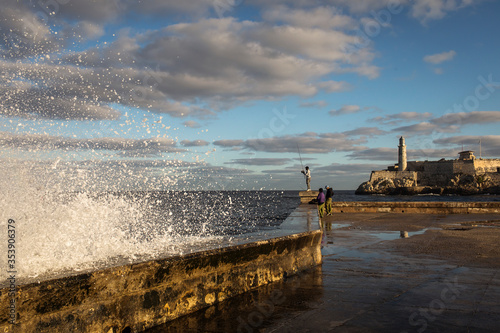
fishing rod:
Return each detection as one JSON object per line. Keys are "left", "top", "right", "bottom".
{"left": 297, "top": 144, "right": 306, "bottom": 190}
{"left": 297, "top": 143, "right": 304, "bottom": 172}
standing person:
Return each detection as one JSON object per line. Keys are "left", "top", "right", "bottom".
{"left": 301, "top": 166, "right": 311, "bottom": 191}
{"left": 325, "top": 185, "right": 334, "bottom": 216}
{"left": 317, "top": 187, "right": 325, "bottom": 218}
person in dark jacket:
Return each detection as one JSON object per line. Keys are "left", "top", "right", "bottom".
{"left": 325, "top": 185, "right": 334, "bottom": 216}
{"left": 317, "top": 187, "right": 325, "bottom": 218}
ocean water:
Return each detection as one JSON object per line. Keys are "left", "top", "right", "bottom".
{"left": 2, "top": 187, "right": 498, "bottom": 283}
{"left": 113, "top": 190, "right": 303, "bottom": 237}
{"left": 0, "top": 189, "right": 301, "bottom": 282}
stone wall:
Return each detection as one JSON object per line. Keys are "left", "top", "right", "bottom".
{"left": 474, "top": 159, "right": 500, "bottom": 173}
{"left": 0, "top": 207, "right": 322, "bottom": 333}
{"left": 369, "top": 170, "right": 417, "bottom": 183}
{"left": 331, "top": 201, "right": 500, "bottom": 214}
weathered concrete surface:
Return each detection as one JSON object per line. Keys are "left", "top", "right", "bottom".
{"left": 299, "top": 191, "right": 318, "bottom": 203}
{"left": 153, "top": 213, "right": 500, "bottom": 332}
{"left": 332, "top": 201, "right": 500, "bottom": 214}
{"left": 0, "top": 206, "right": 322, "bottom": 333}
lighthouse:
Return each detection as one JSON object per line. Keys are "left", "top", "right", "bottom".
{"left": 398, "top": 136, "right": 407, "bottom": 171}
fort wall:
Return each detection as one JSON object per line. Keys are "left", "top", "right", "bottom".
{"left": 474, "top": 159, "right": 500, "bottom": 173}
{"left": 369, "top": 171, "right": 417, "bottom": 183}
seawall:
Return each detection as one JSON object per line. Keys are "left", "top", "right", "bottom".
{"left": 331, "top": 201, "right": 500, "bottom": 214}
{"left": 0, "top": 205, "right": 322, "bottom": 333}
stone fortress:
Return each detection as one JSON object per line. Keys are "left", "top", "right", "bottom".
{"left": 356, "top": 137, "right": 500, "bottom": 195}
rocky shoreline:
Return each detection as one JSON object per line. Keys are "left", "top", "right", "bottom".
{"left": 356, "top": 173, "right": 500, "bottom": 195}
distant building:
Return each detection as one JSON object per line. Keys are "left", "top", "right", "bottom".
{"left": 368, "top": 138, "right": 500, "bottom": 188}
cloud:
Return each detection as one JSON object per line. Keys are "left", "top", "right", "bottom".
{"left": 0, "top": 131, "right": 185, "bottom": 154}
{"left": 431, "top": 111, "right": 500, "bottom": 126}
{"left": 314, "top": 162, "right": 388, "bottom": 175}
{"left": 180, "top": 139, "right": 210, "bottom": 147}
{"left": 433, "top": 68, "right": 444, "bottom": 75}
{"left": 434, "top": 135, "right": 500, "bottom": 146}
{"left": 299, "top": 100, "right": 328, "bottom": 108}
{"left": 423, "top": 50, "right": 456, "bottom": 64}
{"left": 342, "top": 127, "right": 387, "bottom": 137}
{"left": 329, "top": 104, "right": 372, "bottom": 116}
{"left": 213, "top": 139, "right": 245, "bottom": 147}
{"left": 316, "top": 81, "right": 352, "bottom": 93}
{"left": 387, "top": 111, "right": 500, "bottom": 136}
{"left": 329, "top": 105, "right": 361, "bottom": 116}
{"left": 245, "top": 133, "right": 368, "bottom": 154}
{"left": 411, "top": 0, "right": 478, "bottom": 24}
{"left": 346, "top": 147, "right": 397, "bottom": 161}
{"left": 183, "top": 120, "right": 202, "bottom": 128}
{"left": 226, "top": 158, "right": 291, "bottom": 166}
{"left": 213, "top": 132, "right": 369, "bottom": 154}
{"left": 0, "top": 2, "right": 382, "bottom": 122}
{"left": 273, "top": 0, "right": 478, "bottom": 25}
{"left": 262, "top": 5, "right": 357, "bottom": 29}
{"left": 370, "top": 111, "right": 433, "bottom": 125}
{"left": 392, "top": 122, "right": 459, "bottom": 135}
{"left": 433, "top": 135, "right": 500, "bottom": 157}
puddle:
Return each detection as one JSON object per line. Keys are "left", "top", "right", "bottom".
{"left": 370, "top": 228, "right": 435, "bottom": 241}
{"left": 321, "top": 222, "right": 351, "bottom": 230}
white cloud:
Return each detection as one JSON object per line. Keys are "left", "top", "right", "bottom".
{"left": 262, "top": 5, "right": 357, "bottom": 29}
{"left": 423, "top": 50, "right": 456, "bottom": 64}
{"left": 370, "top": 111, "right": 433, "bottom": 125}
{"left": 226, "top": 158, "right": 291, "bottom": 166}
{"left": 300, "top": 100, "right": 328, "bottom": 108}
{"left": 0, "top": 131, "right": 184, "bottom": 154}
{"left": 392, "top": 122, "right": 459, "bottom": 135}
{"left": 183, "top": 120, "right": 202, "bottom": 128}
{"left": 0, "top": 0, "right": 385, "bottom": 122}
{"left": 329, "top": 105, "right": 361, "bottom": 116}
{"left": 433, "top": 68, "right": 444, "bottom": 75}
{"left": 180, "top": 140, "right": 210, "bottom": 147}
{"left": 411, "top": 0, "right": 478, "bottom": 23}
{"left": 431, "top": 111, "right": 500, "bottom": 126}
{"left": 216, "top": 133, "right": 369, "bottom": 154}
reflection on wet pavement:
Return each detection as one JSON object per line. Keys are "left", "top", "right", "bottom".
{"left": 146, "top": 212, "right": 500, "bottom": 333}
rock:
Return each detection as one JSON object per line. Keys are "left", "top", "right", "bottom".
{"left": 355, "top": 172, "right": 500, "bottom": 196}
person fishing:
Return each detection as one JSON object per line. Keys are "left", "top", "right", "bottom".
{"left": 301, "top": 166, "right": 311, "bottom": 191}
{"left": 317, "top": 187, "right": 325, "bottom": 218}
{"left": 325, "top": 185, "right": 334, "bottom": 216}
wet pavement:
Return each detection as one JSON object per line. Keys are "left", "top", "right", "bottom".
{"left": 146, "top": 212, "right": 500, "bottom": 333}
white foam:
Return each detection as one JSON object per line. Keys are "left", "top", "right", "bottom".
{"left": 0, "top": 162, "right": 219, "bottom": 282}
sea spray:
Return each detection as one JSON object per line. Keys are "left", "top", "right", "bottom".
{"left": 0, "top": 162, "right": 222, "bottom": 283}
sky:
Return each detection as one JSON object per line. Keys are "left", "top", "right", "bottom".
{"left": 1, "top": 0, "right": 500, "bottom": 191}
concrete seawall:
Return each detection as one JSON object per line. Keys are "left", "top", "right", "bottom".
{"left": 331, "top": 201, "right": 500, "bottom": 214}
{"left": 0, "top": 205, "right": 322, "bottom": 333}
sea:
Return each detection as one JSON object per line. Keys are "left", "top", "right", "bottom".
{"left": 1, "top": 189, "right": 499, "bottom": 282}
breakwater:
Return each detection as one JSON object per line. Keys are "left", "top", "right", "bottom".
{"left": 331, "top": 201, "right": 500, "bottom": 214}
{"left": 0, "top": 205, "right": 321, "bottom": 333}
